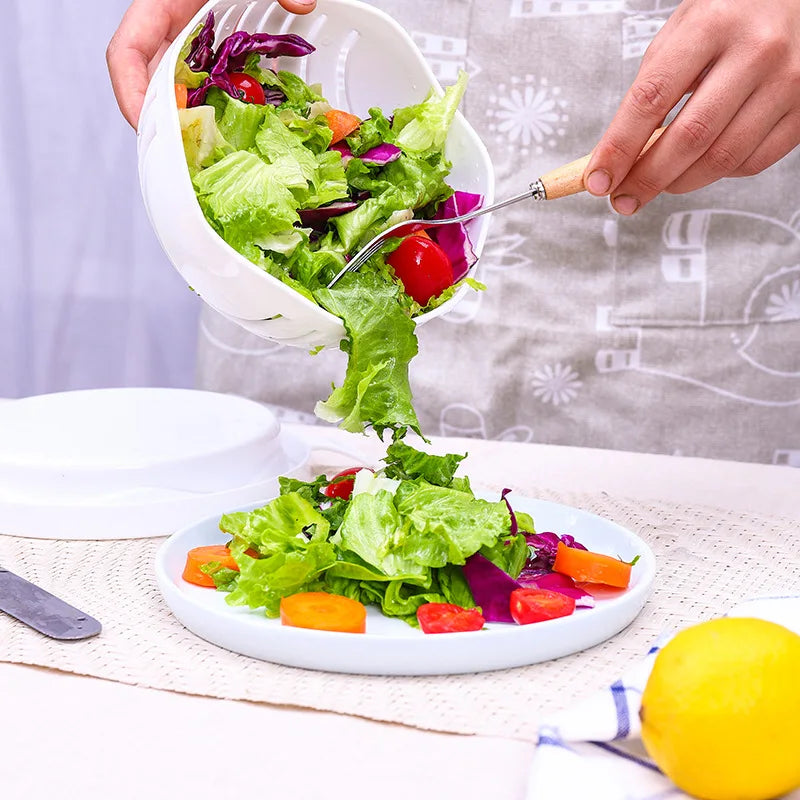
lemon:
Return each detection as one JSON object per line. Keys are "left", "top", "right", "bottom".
{"left": 640, "top": 617, "right": 800, "bottom": 800}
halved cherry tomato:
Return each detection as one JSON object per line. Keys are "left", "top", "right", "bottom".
{"left": 322, "top": 467, "right": 367, "bottom": 500}
{"left": 229, "top": 73, "right": 266, "bottom": 104}
{"left": 387, "top": 235, "right": 454, "bottom": 306}
{"left": 417, "top": 603, "right": 485, "bottom": 634}
{"left": 182, "top": 544, "right": 240, "bottom": 587}
{"left": 509, "top": 588, "right": 576, "bottom": 625}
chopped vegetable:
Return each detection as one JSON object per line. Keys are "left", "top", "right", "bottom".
{"left": 509, "top": 588, "right": 576, "bottom": 625}
{"left": 182, "top": 544, "right": 240, "bottom": 587}
{"left": 552, "top": 542, "right": 634, "bottom": 589}
{"left": 280, "top": 591, "right": 367, "bottom": 633}
{"left": 417, "top": 603, "right": 485, "bottom": 634}
{"left": 322, "top": 467, "right": 365, "bottom": 500}
{"left": 324, "top": 109, "right": 361, "bottom": 144}
{"left": 431, "top": 191, "right": 482, "bottom": 282}
{"left": 519, "top": 531, "right": 588, "bottom": 581}
{"left": 229, "top": 72, "right": 266, "bottom": 104}
{"left": 461, "top": 553, "right": 520, "bottom": 624}
{"left": 175, "top": 82, "right": 188, "bottom": 109}
{"left": 520, "top": 571, "right": 596, "bottom": 608}
{"left": 387, "top": 235, "right": 454, "bottom": 306}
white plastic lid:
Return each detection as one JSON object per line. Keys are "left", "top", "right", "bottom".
{"left": 0, "top": 388, "right": 310, "bottom": 540}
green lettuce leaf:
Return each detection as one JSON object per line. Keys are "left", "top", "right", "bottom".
{"left": 345, "top": 107, "right": 394, "bottom": 156}
{"left": 382, "top": 440, "right": 467, "bottom": 487}
{"left": 192, "top": 150, "right": 300, "bottom": 251}
{"left": 333, "top": 153, "right": 452, "bottom": 251}
{"left": 392, "top": 70, "right": 468, "bottom": 156}
{"left": 479, "top": 533, "right": 529, "bottom": 579}
{"left": 331, "top": 490, "right": 429, "bottom": 581}
{"left": 220, "top": 493, "right": 330, "bottom": 555}
{"left": 313, "top": 272, "right": 420, "bottom": 436}
{"left": 393, "top": 483, "right": 511, "bottom": 567}
{"left": 226, "top": 541, "right": 336, "bottom": 617}
{"left": 205, "top": 89, "right": 267, "bottom": 151}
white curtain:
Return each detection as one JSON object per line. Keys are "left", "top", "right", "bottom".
{"left": 0, "top": 0, "right": 200, "bottom": 398}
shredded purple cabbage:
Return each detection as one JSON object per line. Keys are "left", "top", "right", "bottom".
{"left": 519, "top": 531, "right": 588, "bottom": 582}
{"left": 330, "top": 141, "right": 402, "bottom": 166}
{"left": 462, "top": 553, "right": 520, "bottom": 624}
{"left": 517, "top": 571, "right": 596, "bottom": 607}
{"left": 298, "top": 200, "right": 359, "bottom": 230}
{"left": 183, "top": 13, "right": 313, "bottom": 107}
{"left": 500, "top": 488, "right": 518, "bottom": 537}
{"left": 431, "top": 191, "right": 483, "bottom": 281}
{"left": 185, "top": 11, "right": 216, "bottom": 72}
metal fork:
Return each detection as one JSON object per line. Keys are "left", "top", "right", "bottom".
{"left": 326, "top": 126, "right": 666, "bottom": 289}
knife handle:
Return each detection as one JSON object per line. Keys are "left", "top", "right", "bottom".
{"left": 540, "top": 126, "right": 667, "bottom": 200}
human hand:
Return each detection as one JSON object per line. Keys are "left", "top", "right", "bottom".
{"left": 584, "top": 0, "right": 800, "bottom": 215}
{"left": 107, "top": 0, "right": 317, "bottom": 130}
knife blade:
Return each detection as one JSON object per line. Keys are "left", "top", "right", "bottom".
{"left": 0, "top": 567, "right": 102, "bottom": 640}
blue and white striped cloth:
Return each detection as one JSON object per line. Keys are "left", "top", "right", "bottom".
{"left": 526, "top": 597, "right": 800, "bottom": 800}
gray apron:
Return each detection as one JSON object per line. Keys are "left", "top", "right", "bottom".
{"left": 197, "top": 0, "right": 800, "bottom": 466}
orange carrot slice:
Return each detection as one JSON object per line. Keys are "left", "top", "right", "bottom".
{"left": 182, "top": 544, "right": 239, "bottom": 587}
{"left": 175, "top": 82, "right": 188, "bottom": 109}
{"left": 552, "top": 542, "right": 633, "bottom": 588}
{"left": 324, "top": 109, "right": 361, "bottom": 144}
{"left": 280, "top": 592, "right": 367, "bottom": 633}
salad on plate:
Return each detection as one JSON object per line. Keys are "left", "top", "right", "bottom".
{"left": 175, "top": 12, "right": 484, "bottom": 437}
{"left": 182, "top": 440, "right": 639, "bottom": 635}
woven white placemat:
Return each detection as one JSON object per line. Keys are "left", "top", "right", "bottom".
{"left": 1, "top": 490, "right": 798, "bottom": 742}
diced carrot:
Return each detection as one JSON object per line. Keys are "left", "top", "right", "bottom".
{"left": 552, "top": 542, "right": 633, "bottom": 589}
{"left": 280, "top": 591, "right": 367, "bottom": 634}
{"left": 324, "top": 109, "right": 361, "bottom": 144}
{"left": 182, "top": 544, "right": 239, "bottom": 587}
{"left": 175, "top": 82, "right": 188, "bottom": 109}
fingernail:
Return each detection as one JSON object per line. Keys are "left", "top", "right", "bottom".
{"left": 612, "top": 195, "right": 640, "bottom": 216}
{"left": 295, "top": 0, "right": 316, "bottom": 5}
{"left": 586, "top": 170, "right": 612, "bottom": 196}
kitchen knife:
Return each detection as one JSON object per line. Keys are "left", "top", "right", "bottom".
{"left": 0, "top": 567, "right": 102, "bottom": 640}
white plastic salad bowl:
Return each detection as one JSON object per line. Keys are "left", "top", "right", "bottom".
{"left": 137, "top": 0, "right": 495, "bottom": 350}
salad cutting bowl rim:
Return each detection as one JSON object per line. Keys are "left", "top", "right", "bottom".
{"left": 137, "top": 0, "right": 495, "bottom": 349}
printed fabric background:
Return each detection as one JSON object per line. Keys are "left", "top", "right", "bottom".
{"left": 196, "top": 0, "right": 800, "bottom": 466}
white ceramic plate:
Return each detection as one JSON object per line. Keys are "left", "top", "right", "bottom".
{"left": 155, "top": 494, "right": 656, "bottom": 675}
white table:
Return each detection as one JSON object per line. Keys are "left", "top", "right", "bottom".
{"left": 1, "top": 427, "right": 798, "bottom": 799}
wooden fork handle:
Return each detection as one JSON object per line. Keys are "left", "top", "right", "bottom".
{"left": 540, "top": 126, "right": 667, "bottom": 200}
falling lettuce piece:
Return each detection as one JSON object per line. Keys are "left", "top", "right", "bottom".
{"left": 382, "top": 440, "right": 466, "bottom": 487}
{"left": 314, "top": 272, "right": 420, "bottom": 437}
{"left": 392, "top": 70, "right": 468, "bottom": 156}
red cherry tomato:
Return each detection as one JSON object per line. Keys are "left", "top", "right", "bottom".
{"left": 417, "top": 603, "right": 485, "bottom": 634}
{"left": 386, "top": 235, "right": 454, "bottom": 306}
{"left": 509, "top": 588, "right": 576, "bottom": 625}
{"left": 322, "top": 467, "right": 366, "bottom": 500}
{"left": 229, "top": 73, "right": 266, "bottom": 105}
